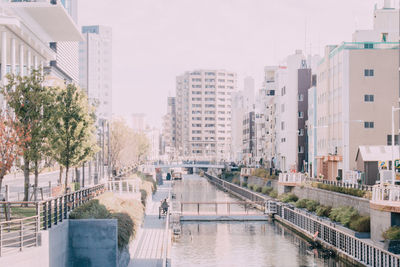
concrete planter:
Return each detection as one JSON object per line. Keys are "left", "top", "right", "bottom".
{"left": 384, "top": 240, "right": 400, "bottom": 254}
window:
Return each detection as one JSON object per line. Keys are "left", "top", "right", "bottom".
{"left": 281, "top": 86, "right": 286, "bottom": 96}
{"left": 382, "top": 33, "right": 388, "bottom": 42}
{"left": 192, "top": 124, "right": 201, "bottom": 127}
{"left": 364, "top": 121, "right": 374, "bottom": 128}
{"left": 364, "top": 43, "right": 374, "bottom": 49}
{"left": 298, "top": 94, "right": 304, "bottom": 101}
{"left": 364, "top": 69, "right": 374, "bottom": 77}
{"left": 298, "top": 112, "right": 304, "bottom": 118}
{"left": 281, "top": 104, "right": 285, "bottom": 113}
{"left": 281, "top": 121, "right": 285, "bottom": 130}
{"left": 364, "top": 94, "right": 374, "bottom": 102}
{"left": 298, "top": 129, "right": 304, "bottom": 136}
{"left": 387, "top": 135, "right": 399, "bottom": 145}
{"left": 298, "top": 146, "right": 304, "bottom": 153}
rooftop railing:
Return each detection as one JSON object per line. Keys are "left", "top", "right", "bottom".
{"left": 372, "top": 184, "right": 400, "bottom": 204}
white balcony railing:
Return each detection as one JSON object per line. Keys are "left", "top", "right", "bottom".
{"left": 372, "top": 184, "right": 400, "bottom": 203}
{"left": 240, "top": 168, "right": 253, "bottom": 177}
{"left": 279, "top": 172, "right": 305, "bottom": 184}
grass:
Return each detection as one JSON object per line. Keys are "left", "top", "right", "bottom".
{"left": 261, "top": 186, "right": 273, "bottom": 195}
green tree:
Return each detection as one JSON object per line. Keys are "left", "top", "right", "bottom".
{"left": 1, "top": 70, "right": 51, "bottom": 201}
{"left": 47, "top": 84, "right": 97, "bottom": 192}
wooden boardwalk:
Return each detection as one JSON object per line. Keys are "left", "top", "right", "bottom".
{"left": 129, "top": 182, "right": 171, "bottom": 267}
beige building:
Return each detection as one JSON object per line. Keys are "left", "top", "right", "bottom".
{"left": 315, "top": 42, "right": 399, "bottom": 181}
{"left": 175, "top": 70, "right": 236, "bottom": 161}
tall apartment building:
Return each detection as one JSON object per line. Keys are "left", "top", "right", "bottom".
{"left": 162, "top": 97, "right": 176, "bottom": 160}
{"left": 231, "top": 91, "right": 246, "bottom": 162}
{"left": 242, "top": 111, "right": 255, "bottom": 164}
{"left": 175, "top": 70, "right": 236, "bottom": 161}
{"left": 79, "top": 25, "right": 113, "bottom": 121}
{"left": 314, "top": 2, "right": 399, "bottom": 181}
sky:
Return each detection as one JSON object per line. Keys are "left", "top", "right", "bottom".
{"left": 77, "top": 0, "right": 399, "bottom": 128}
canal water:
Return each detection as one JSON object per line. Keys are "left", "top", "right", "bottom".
{"left": 170, "top": 175, "right": 354, "bottom": 267}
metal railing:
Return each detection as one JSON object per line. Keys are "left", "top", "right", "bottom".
{"left": 281, "top": 206, "right": 400, "bottom": 267}
{"left": 205, "top": 172, "right": 400, "bottom": 267}
{"left": 107, "top": 180, "right": 140, "bottom": 194}
{"left": 178, "top": 201, "right": 265, "bottom": 215}
{"left": 372, "top": 184, "right": 400, "bottom": 203}
{"left": 0, "top": 215, "right": 39, "bottom": 257}
{"left": 240, "top": 168, "right": 253, "bottom": 177}
{"left": 306, "top": 177, "right": 373, "bottom": 191}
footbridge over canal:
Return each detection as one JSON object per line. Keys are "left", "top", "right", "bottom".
{"left": 170, "top": 201, "right": 277, "bottom": 222}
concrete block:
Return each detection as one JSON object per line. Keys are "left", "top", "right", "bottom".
{"left": 370, "top": 208, "right": 391, "bottom": 243}
{"left": 68, "top": 219, "right": 118, "bottom": 267}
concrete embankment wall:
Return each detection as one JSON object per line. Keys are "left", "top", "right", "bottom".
{"left": 292, "top": 186, "right": 370, "bottom": 216}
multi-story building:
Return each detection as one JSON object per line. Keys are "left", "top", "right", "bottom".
{"left": 242, "top": 111, "right": 255, "bottom": 164}
{"left": 307, "top": 75, "right": 318, "bottom": 177}
{"left": 0, "top": 0, "right": 82, "bottom": 105}
{"left": 175, "top": 70, "right": 236, "bottom": 161}
{"left": 162, "top": 97, "right": 176, "bottom": 160}
{"left": 79, "top": 25, "right": 112, "bottom": 121}
{"left": 231, "top": 91, "right": 246, "bottom": 162}
{"left": 315, "top": 2, "right": 399, "bottom": 181}
{"left": 131, "top": 113, "right": 146, "bottom": 133}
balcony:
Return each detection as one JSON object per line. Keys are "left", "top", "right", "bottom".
{"left": 278, "top": 172, "right": 305, "bottom": 186}
{"left": 371, "top": 185, "right": 400, "bottom": 212}
{"left": 3, "top": 0, "right": 83, "bottom": 42}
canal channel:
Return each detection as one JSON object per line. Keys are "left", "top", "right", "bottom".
{"left": 169, "top": 174, "right": 355, "bottom": 267}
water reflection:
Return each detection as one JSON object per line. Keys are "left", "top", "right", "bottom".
{"left": 170, "top": 175, "right": 354, "bottom": 267}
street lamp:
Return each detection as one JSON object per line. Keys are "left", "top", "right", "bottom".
{"left": 391, "top": 106, "right": 400, "bottom": 185}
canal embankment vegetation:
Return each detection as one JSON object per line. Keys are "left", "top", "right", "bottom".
{"left": 231, "top": 177, "right": 371, "bottom": 234}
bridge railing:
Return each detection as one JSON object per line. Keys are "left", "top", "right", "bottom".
{"left": 306, "top": 177, "right": 373, "bottom": 191}
{"left": 179, "top": 201, "right": 265, "bottom": 215}
{"left": 107, "top": 180, "right": 140, "bottom": 194}
{"left": 0, "top": 215, "right": 39, "bottom": 257}
{"left": 372, "top": 184, "right": 400, "bottom": 204}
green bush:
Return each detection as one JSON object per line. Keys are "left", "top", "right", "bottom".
{"left": 316, "top": 205, "right": 332, "bottom": 217}
{"left": 69, "top": 200, "right": 111, "bottom": 219}
{"left": 256, "top": 186, "right": 262, "bottom": 193}
{"left": 112, "top": 212, "right": 135, "bottom": 250}
{"left": 261, "top": 186, "right": 273, "bottom": 195}
{"left": 316, "top": 183, "right": 365, "bottom": 198}
{"left": 349, "top": 216, "right": 370, "bottom": 232}
{"left": 242, "top": 182, "right": 248, "bottom": 188}
{"left": 306, "top": 200, "right": 319, "bottom": 212}
{"left": 73, "top": 182, "right": 80, "bottom": 191}
{"left": 279, "top": 193, "right": 298, "bottom": 203}
{"left": 140, "top": 189, "right": 148, "bottom": 207}
{"left": 269, "top": 190, "right": 278, "bottom": 198}
{"left": 252, "top": 168, "right": 268, "bottom": 178}
{"left": 329, "top": 206, "right": 358, "bottom": 227}
{"left": 383, "top": 226, "right": 400, "bottom": 240}
{"left": 252, "top": 185, "right": 260, "bottom": 192}
{"left": 295, "top": 199, "right": 309, "bottom": 209}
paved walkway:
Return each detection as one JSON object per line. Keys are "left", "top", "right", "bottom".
{"left": 129, "top": 181, "right": 171, "bottom": 267}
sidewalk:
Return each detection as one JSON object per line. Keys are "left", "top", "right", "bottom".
{"left": 129, "top": 181, "right": 171, "bottom": 267}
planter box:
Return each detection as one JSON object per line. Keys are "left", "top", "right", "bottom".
{"left": 384, "top": 240, "right": 400, "bottom": 254}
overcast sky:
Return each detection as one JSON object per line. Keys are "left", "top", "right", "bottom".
{"left": 77, "top": 0, "right": 399, "bottom": 128}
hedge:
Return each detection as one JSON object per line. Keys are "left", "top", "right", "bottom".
{"left": 383, "top": 226, "right": 400, "bottom": 240}
{"left": 316, "top": 183, "right": 365, "bottom": 198}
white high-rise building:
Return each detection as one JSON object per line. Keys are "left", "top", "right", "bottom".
{"left": 175, "top": 70, "right": 237, "bottom": 161}
{"left": 79, "top": 25, "right": 112, "bottom": 121}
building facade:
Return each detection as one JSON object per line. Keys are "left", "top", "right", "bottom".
{"left": 174, "top": 69, "right": 236, "bottom": 161}
{"left": 79, "top": 25, "right": 112, "bottom": 121}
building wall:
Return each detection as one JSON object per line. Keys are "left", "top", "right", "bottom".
{"left": 297, "top": 68, "right": 311, "bottom": 171}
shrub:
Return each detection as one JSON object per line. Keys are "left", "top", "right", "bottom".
{"left": 252, "top": 168, "right": 268, "bottom": 178}
{"left": 316, "top": 183, "right": 365, "bottom": 198}
{"left": 269, "top": 190, "right": 278, "bottom": 198}
{"left": 256, "top": 186, "right": 262, "bottom": 193}
{"left": 140, "top": 189, "right": 148, "bottom": 207}
{"left": 329, "top": 206, "right": 358, "bottom": 227}
{"left": 349, "top": 216, "right": 370, "bottom": 232}
{"left": 261, "top": 186, "right": 273, "bottom": 195}
{"left": 279, "top": 193, "right": 298, "bottom": 203}
{"left": 242, "top": 182, "right": 248, "bottom": 188}
{"left": 295, "top": 199, "right": 309, "bottom": 209}
{"left": 112, "top": 212, "right": 135, "bottom": 250}
{"left": 306, "top": 200, "right": 319, "bottom": 212}
{"left": 69, "top": 200, "right": 111, "bottom": 219}
{"left": 316, "top": 205, "right": 332, "bottom": 217}
{"left": 383, "top": 226, "right": 400, "bottom": 240}
{"left": 252, "top": 185, "right": 260, "bottom": 192}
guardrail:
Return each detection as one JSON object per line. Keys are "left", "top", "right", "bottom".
{"left": 372, "top": 184, "right": 400, "bottom": 203}
{"left": 279, "top": 173, "right": 305, "bottom": 184}
{"left": 0, "top": 215, "right": 39, "bottom": 257}
{"left": 306, "top": 178, "right": 373, "bottom": 191}
{"left": 107, "top": 180, "right": 140, "bottom": 194}
{"left": 179, "top": 201, "right": 265, "bottom": 215}
{"left": 205, "top": 173, "right": 400, "bottom": 267}
{"left": 280, "top": 206, "right": 400, "bottom": 267}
